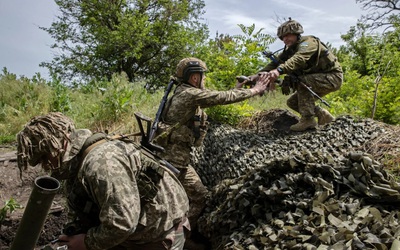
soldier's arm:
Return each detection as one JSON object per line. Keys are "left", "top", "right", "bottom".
{"left": 279, "top": 38, "right": 319, "bottom": 74}
{"left": 188, "top": 87, "right": 259, "bottom": 108}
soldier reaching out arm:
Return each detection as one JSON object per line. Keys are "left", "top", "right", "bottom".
{"left": 154, "top": 57, "right": 271, "bottom": 249}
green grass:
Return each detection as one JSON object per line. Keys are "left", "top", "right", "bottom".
{"left": 1, "top": 71, "right": 398, "bottom": 177}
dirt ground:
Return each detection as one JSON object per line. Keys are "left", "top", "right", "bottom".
{"left": 0, "top": 145, "right": 68, "bottom": 250}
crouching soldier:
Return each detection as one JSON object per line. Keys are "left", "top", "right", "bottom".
{"left": 16, "top": 112, "right": 190, "bottom": 250}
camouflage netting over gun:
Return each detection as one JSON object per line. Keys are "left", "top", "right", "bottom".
{"left": 192, "top": 110, "right": 400, "bottom": 249}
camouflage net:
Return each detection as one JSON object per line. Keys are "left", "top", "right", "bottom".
{"left": 192, "top": 109, "right": 400, "bottom": 249}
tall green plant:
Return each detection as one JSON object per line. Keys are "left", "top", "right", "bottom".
{"left": 48, "top": 76, "right": 72, "bottom": 113}
{"left": 196, "top": 24, "right": 275, "bottom": 90}
{"left": 0, "top": 68, "right": 54, "bottom": 139}
{"left": 97, "top": 73, "right": 135, "bottom": 122}
{"left": 0, "top": 198, "right": 21, "bottom": 222}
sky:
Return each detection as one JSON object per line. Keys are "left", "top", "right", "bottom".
{"left": 0, "top": 0, "right": 367, "bottom": 80}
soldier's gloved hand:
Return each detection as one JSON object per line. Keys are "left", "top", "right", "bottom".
{"left": 281, "top": 81, "right": 291, "bottom": 95}
{"left": 248, "top": 73, "right": 262, "bottom": 82}
{"left": 58, "top": 233, "right": 87, "bottom": 250}
{"left": 267, "top": 69, "right": 280, "bottom": 82}
{"left": 266, "top": 80, "right": 276, "bottom": 92}
{"left": 235, "top": 76, "right": 250, "bottom": 88}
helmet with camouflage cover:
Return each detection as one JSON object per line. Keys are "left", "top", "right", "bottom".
{"left": 277, "top": 18, "right": 304, "bottom": 40}
{"left": 16, "top": 112, "right": 75, "bottom": 173}
{"left": 175, "top": 57, "right": 207, "bottom": 82}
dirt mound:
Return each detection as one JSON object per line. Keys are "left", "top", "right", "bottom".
{"left": 238, "top": 108, "right": 299, "bottom": 134}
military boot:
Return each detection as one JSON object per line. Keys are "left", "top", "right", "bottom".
{"left": 316, "top": 107, "right": 334, "bottom": 125}
{"left": 290, "top": 116, "right": 317, "bottom": 131}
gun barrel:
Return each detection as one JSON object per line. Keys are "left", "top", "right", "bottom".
{"left": 236, "top": 75, "right": 250, "bottom": 83}
{"left": 298, "top": 81, "right": 331, "bottom": 107}
{"left": 10, "top": 176, "right": 60, "bottom": 250}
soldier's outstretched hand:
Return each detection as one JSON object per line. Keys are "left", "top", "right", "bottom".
{"left": 251, "top": 73, "right": 270, "bottom": 96}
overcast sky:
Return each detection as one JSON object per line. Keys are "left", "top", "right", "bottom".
{"left": 0, "top": 0, "right": 366, "bottom": 80}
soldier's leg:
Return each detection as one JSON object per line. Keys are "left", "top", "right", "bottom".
{"left": 177, "top": 166, "right": 209, "bottom": 250}
{"left": 177, "top": 166, "right": 209, "bottom": 229}
{"left": 301, "top": 72, "right": 342, "bottom": 126}
{"left": 300, "top": 72, "right": 342, "bottom": 98}
{"left": 288, "top": 80, "right": 317, "bottom": 131}
{"left": 286, "top": 92, "right": 299, "bottom": 113}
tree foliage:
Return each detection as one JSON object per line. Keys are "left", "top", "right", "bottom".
{"left": 195, "top": 24, "right": 275, "bottom": 90}
{"left": 331, "top": 21, "right": 400, "bottom": 124}
{"left": 40, "top": 0, "right": 208, "bottom": 86}
{"left": 192, "top": 24, "right": 277, "bottom": 124}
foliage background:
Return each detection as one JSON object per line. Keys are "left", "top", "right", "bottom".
{"left": 0, "top": 0, "right": 399, "bottom": 143}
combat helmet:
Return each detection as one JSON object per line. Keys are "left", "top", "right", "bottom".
{"left": 175, "top": 57, "right": 207, "bottom": 82}
{"left": 277, "top": 18, "right": 304, "bottom": 40}
{"left": 16, "top": 112, "right": 75, "bottom": 172}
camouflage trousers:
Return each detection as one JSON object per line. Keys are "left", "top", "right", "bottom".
{"left": 156, "top": 143, "right": 209, "bottom": 230}
{"left": 177, "top": 165, "right": 209, "bottom": 231}
{"left": 287, "top": 71, "right": 343, "bottom": 117}
{"left": 110, "top": 217, "right": 189, "bottom": 250}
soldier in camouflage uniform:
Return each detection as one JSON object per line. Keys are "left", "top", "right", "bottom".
{"left": 154, "top": 57, "right": 270, "bottom": 248}
{"left": 16, "top": 112, "right": 190, "bottom": 250}
{"left": 253, "top": 18, "right": 343, "bottom": 131}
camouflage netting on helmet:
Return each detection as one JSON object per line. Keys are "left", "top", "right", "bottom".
{"left": 16, "top": 112, "right": 75, "bottom": 172}
{"left": 277, "top": 18, "right": 304, "bottom": 40}
{"left": 191, "top": 109, "right": 400, "bottom": 249}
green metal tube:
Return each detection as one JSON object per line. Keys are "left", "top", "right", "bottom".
{"left": 10, "top": 176, "right": 60, "bottom": 250}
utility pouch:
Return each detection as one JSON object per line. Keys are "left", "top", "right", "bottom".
{"left": 193, "top": 114, "right": 201, "bottom": 139}
{"left": 137, "top": 149, "right": 164, "bottom": 203}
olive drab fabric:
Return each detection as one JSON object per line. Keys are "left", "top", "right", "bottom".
{"left": 260, "top": 35, "right": 343, "bottom": 120}
{"left": 154, "top": 80, "right": 257, "bottom": 231}
{"left": 286, "top": 72, "right": 342, "bottom": 117}
{"left": 78, "top": 133, "right": 165, "bottom": 204}
{"left": 17, "top": 112, "right": 190, "bottom": 250}
{"left": 261, "top": 35, "right": 342, "bottom": 75}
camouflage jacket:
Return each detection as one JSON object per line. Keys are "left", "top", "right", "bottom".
{"left": 62, "top": 129, "right": 189, "bottom": 249}
{"left": 261, "top": 35, "right": 342, "bottom": 75}
{"left": 155, "top": 83, "right": 254, "bottom": 168}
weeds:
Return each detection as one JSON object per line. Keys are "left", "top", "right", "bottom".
{"left": 0, "top": 198, "right": 22, "bottom": 222}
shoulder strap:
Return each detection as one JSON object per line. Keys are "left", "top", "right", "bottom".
{"left": 80, "top": 133, "right": 124, "bottom": 162}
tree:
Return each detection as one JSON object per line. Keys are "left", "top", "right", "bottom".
{"left": 356, "top": 0, "right": 400, "bottom": 31}
{"left": 339, "top": 24, "right": 378, "bottom": 76}
{"left": 40, "top": 0, "right": 208, "bottom": 86}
